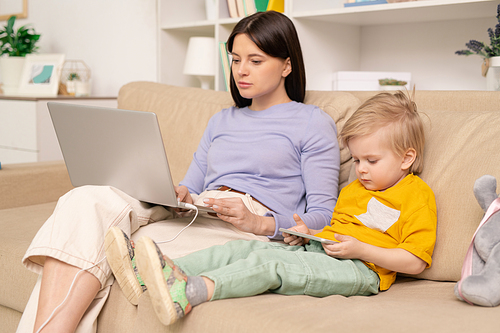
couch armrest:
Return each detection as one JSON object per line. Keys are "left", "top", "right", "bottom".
{"left": 0, "top": 161, "right": 73, "bottom": 210}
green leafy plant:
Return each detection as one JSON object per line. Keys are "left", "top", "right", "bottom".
{"left": 0, "top": 15, "right": 41, "bottom": 57}
{"left": 67, "top": 72, "right": 81, "bottom": 81}
{"left": 456, "top": 4, "right": 500, "bottom": 58}
{"left": 379, "top": 78, "right": 407, "bottom": 86}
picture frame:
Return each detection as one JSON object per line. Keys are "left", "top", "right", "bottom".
{"left": 0, "top": 0, "right": 27, "bottom": 21}
{"left": 18, "top": 54, "right": 65, "bottom": 97}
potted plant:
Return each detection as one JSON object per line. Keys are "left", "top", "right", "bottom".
{"left": 456, "top": 4, "right": 500, "bottom": 90}
{"left": 0, "top": 15, "right": 41, "bottom": 95}
{"left": 65, "top": 72, "right": 80, "bottom": 95}
{"left": 378, "top": 78, "right": 407, "bottom": 91}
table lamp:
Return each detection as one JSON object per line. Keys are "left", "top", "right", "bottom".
{"left": 183, "top": 37, "right": 215, "bottom": 89}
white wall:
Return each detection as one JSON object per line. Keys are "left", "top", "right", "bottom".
{"left": 360, "top": 17, "right": 497, "bottom": 91}
{"left": 3, "top": 1, "right": 496, "bottom": 93}
{"left": 9, "top": 0, "right": 157, "bottom": 96}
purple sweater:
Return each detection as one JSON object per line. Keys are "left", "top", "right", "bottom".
{"left": 180, "top": 101, "right": 340, "bottom": 239}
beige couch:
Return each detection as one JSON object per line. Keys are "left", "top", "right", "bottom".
{"left": 2, "top": 82, "right": 500, "bottom": 332}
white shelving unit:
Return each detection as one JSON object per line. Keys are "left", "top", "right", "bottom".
{"left": 0, "top": 97, "right": 117, "bottom": 164}
{"left": 157, "top": 0, "right": 499, "bottom": 91}
{"left": 292, "top": 0, "right": 495, "bottom": 24}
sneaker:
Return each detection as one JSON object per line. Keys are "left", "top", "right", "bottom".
{"left": 104, "top": 227, "right": 146, "bottom": 305}
{"left": 135, "top": 236, "right": 192, "bottom": 326}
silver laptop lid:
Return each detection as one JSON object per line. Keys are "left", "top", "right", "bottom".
{"left": 47, "top": 102, "right": 179, "bottom": 207}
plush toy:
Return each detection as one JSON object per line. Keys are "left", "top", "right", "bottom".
{"left": 455, "top": 175, "right": 500, "bottom": 307}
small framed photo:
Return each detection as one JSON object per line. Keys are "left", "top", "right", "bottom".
{"left": 18, "top": 54, "right": 65, "bottom": 97}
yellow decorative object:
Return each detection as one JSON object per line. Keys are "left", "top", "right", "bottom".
{"left": 266, "top": 0, "right": 284, "bottom": 13}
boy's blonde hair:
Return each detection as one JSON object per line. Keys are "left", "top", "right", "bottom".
{"left": 340, "top": 90, "right": 425, "bottom": 174}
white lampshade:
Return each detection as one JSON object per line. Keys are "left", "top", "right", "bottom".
{"left": 183, "top": 37, "right": 215, "bottom": 89}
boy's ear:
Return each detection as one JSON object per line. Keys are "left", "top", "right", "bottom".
{"left": 401, "top": 148, "right": 417, "bottom": 171}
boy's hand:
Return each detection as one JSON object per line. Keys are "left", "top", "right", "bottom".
{"left": 322, "top": 234, "right": 365, "bottom": 259}
{"left": 282, "top": 214, "right": 312, "bottom": 246}
{"left": 323, "top": 234, "right": 427, "bottom": 275}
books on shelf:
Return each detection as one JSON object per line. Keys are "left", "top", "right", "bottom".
{"left": 219, "top": 42, "right": 231, "bottom": 91}
{"left": 227, "top": 0, "right": 283, "bottom": 18}
{"left": 243, "top": 0, "right": 257, "bottom": 16}
{"left": 254, "top": 0, "right": 270, "bottom": 12}
{"left": 227, "top": 0, "right": 239, "bottom": 18}
{"left": 236, "top": 0, "right": 246, "bottom": 17}
{"left": 344, "top": 0, "right": 388, "bottom": 7}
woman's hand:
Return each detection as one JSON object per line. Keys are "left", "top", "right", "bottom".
{"left": 282, "top": 214, "right": 313, "bottom": 246}
{"left": 203, "top": 197, "right": 275, "bottom": 236}
{"left": 174, "top": 186, "right": 195, "bottom": 214}
{"left": 175, "top": 185, "right": 193, "bottom": 204}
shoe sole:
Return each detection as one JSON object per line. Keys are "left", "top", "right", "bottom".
{"left": 136, "top": 237, "right": 178, "bottom": 326}
{"left": 104, "top": 227, "right": 142, "bottom": 305}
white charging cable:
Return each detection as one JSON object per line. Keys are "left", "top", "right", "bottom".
{"left": 157, "top": 204, "right": 199, "bottom": 244}
{"left": 35, "top": 256, "right": 107, "bottom": 333}
{"left": 35, "top": 204, "right": 199, "bottom": 332}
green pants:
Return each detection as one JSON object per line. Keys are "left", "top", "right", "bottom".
{"left": 174, "top": 240, "right": 379, "bottom": 301}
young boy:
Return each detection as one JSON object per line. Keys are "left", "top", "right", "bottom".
{"left": 106, "top": 90, "right": 437, "bottom": 326}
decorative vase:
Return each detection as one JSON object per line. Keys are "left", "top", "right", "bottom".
{"left": 0, "top": 56, "right": 25, "bottom": 95}
{"left": 486, "top": 56, "right": 500, "bottom": 91}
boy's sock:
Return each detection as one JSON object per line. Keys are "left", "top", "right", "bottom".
{"left": 136, "top": 236, "right": 207, "bottom": 326}
{"left": 185, "top": 276, "right": 208, "bottom": 307}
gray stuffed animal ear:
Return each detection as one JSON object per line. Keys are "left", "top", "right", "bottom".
{"left": 473, "top": 175, "right": 498, "bottom": 212}
{"left": 455, "top": 175, "right": 500, "bottom": 306}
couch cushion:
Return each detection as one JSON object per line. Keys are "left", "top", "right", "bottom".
{"left": 0, "top": 161, "right": 73, "bottom": 210}
{"left": 0, "top": 305, "right": 23, "bottom": 333}
{"left": 98, "top": 278, "right": 500, "bottom": 332}
{"left": 411, "top": 109, "right": 500, "bottom": 281}
{"left": 0, "top": 202, "right": 56, "bottom": 312}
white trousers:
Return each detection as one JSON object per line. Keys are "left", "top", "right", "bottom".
{"left": 17, "top": 185, "right": 270, "bottom": 333}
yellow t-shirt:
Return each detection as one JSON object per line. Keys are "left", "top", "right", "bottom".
{"left": 314, "top": 174, "right": 437, "bottom": 291}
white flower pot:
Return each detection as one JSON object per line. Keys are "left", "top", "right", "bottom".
{"left": 486, "top": 56, "right": 500, "bottom": 91}
{"left": 379, "top": 85, "right": 405, "bottom": 91}
{"left": 75, "top": 80, "right": 91, "bottom": 97}
{"left": 0, "top": 56, "right": 25, "bottom": 95}
{"left": 66, "top": 81, "right": 76, "bottom": 95}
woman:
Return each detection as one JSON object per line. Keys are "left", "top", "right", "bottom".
{"left": 20, "top": 11, "right": 340, "bottom": 333}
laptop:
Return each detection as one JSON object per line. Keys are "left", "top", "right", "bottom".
{"left": 47, "top": 102, "right": 213, "bottom": 213}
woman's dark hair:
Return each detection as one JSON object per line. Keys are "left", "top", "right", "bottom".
{"left": 226, "top": 11, "right": 306, "bottom": 108}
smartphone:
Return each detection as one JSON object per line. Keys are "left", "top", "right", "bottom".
{"left": 279, "top": 228, "right": 337, "bottom": 245}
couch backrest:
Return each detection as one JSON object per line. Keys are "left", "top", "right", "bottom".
{"left": 118, "top": 82, "right": 360, "bottom": 189}
{"left": 351, "top": 90, "right": 500, "bottom": 282}
{"left": 350, "top": 90, "right": 500, "bottom": 112}
{"left": 118, "top": 82, "right": 500, "bottom": 283}
{"left": 118, "top": 82, "right": 233, "bottom": 184}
